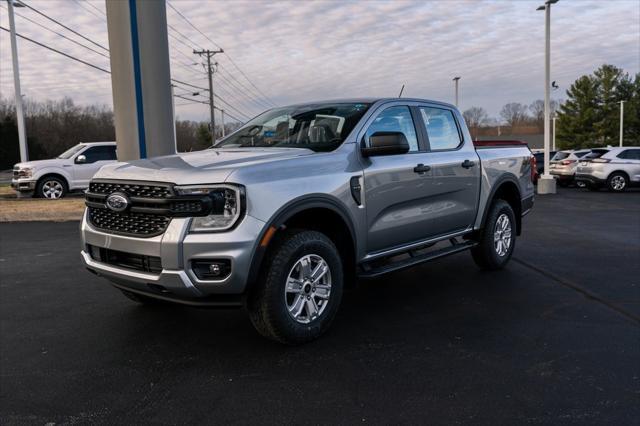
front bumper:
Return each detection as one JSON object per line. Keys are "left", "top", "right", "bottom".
{"left": 80, "top": 209, "right": 266, "bottom": 304}
{"left": 10, "top": 179, "right": 36, "bottom": 192}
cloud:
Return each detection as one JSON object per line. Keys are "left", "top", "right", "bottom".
{"left": 1, "top": 0, "right": 638, "bottom": 121}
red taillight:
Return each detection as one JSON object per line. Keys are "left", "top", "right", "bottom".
{"left": 530, "top": 155, "right": 537, "bottom": 182}
{"left": 561, "top": 160, "right": 576, "bottom": 165}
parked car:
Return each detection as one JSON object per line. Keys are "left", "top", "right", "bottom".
{"left": 549, "top": 149, "right": 591, "bottom": 186}
{"left": 531, "top": 149, "right": 557, "bottom": 184}
{"left": 80, "top": 99, "right": 535, "bottom": 344}
{"left": 12, "top": 142, "right": 117, "bottom": 199}
{"left": 576, "top": 146, "right": 640, "bottom": 192}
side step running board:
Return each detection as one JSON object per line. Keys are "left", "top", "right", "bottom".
{"left": 358, "top": 240, "right": 477, "bottom": 279}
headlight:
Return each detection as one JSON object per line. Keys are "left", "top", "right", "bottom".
{"left": 175, "top": 184, "right": 244, "bottom": 232}
{"left": 16, "top": 167, "right": 33, "bottom": 178}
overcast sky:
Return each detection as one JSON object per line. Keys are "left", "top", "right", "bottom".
{"left": 1, "top": 0, "right": 638, "bottom": 123}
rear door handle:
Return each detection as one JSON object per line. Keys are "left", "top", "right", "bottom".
{"left": 413, "top": 164, "right": 431, "bottom": 174}
{"left": 461, "top": 160, "right": 476, "bottom": 169}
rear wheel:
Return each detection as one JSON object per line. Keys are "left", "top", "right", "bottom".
{"left": 471, "top": 200, "right": 516, "bottom": 270}
{"left": 248, "top": 229, "right": 343, "bottom": 344}
{"left": 607, "top": 172, "right": 628, "bottom": 192}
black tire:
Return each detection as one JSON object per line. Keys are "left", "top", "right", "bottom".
{"left": 247, "top": 229, "right": 344, "bottom": 344}
{"left": 606, "top": 172, "right": 628, "bottom": 192}
{"left": 120, "top": 289, "right": 164, "bottom": 305}
{"left": 557, "top": 180, "right": 569, "bottom": 188}
{"left": 36, "top": 176, "right": 67, "bottom": 199}
{"left": 471, "top": 200, "right": 516, "bottom": 270}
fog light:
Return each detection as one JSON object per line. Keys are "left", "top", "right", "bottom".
{"left": 192, "top": 259, "right": 231, "bottom": 280}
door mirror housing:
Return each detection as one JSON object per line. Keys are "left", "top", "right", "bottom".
{"left": 361, "top": 131, "right": 410, "bottom": 157}
{"left": 75, "top": 154, "right": 87, "bottom": 164}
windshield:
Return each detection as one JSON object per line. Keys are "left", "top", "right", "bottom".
{"left": 57, "top": 144, "right": 84, "bottom": 159}
{"left": 215, "top": 103, "right": 371, "bottom": 152}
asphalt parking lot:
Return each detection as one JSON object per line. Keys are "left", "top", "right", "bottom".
{"left": 1, "top": 189, "right": 639, "bottom": 424}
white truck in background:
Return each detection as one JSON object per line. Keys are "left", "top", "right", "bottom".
{"left": 11, "top": 142, "right": 117, "bottom": 199}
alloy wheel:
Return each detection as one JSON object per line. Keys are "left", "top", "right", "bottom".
{"left": 610, "top": 175, "right": 626, "bottom": 191}
{"left": 42, "top": 180, "right": 64, "bottom": 199}
{"left": 493, "top": 213, "right": 512, "bottom": 257}
{"left": 285, "top": 254, "right": 332, "bottom": 324}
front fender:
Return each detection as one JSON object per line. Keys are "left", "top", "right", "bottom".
{"left": 245, "top": 194, "right": 358, "bottom": 290}
{"left": 32, "top": 167, "right": 73, "bottom": 186}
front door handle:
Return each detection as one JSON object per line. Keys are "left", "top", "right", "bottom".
{"left": 413, "top": 164, "right": 431, "bottom": 174}
{"left": 461, "top": 160, "right": 476, "bottom": 169}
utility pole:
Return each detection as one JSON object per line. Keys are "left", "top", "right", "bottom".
{"left": 221, "top": 109, "right": 226, "bottom": 137}
{"left": 194, "top": 49, "right": 223, "bottom": 144}
{"left": 619, "top": 100, "right": 625, "bottom": 147}
{"left": 453, "top": 76, "right": 460, "bottom": 107}
{"left": 7, "top": 0, "right": 28, "bottom": 162}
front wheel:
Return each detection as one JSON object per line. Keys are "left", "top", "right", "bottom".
{"left": 248, "top": 229, "right": 344, "bottom": 344}
{"left": 37, "top": 176, "right": 67, "bottom": 199}
{"left": 471, "top": 200, "right": 516, "bottom": 270}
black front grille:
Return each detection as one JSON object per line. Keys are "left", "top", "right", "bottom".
{"left": 89, "top": 181, "right": 173, "bottom": 198}
{"left": 88, "top": 245, "right": 162, "bottom": 274}
{"left": 88, "top": 207, "right": 171, "bottom": 237}
{"left": 85, "top": 180, "right": 213, "bottom": 238}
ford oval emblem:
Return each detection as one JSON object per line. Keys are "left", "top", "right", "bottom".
{"left": 106, "top": 192, "right": 130, "bottom": 212}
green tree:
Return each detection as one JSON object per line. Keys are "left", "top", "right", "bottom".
{"left": 556, "top": 75, "right": 599, "bottom": 149}
{"left": 557, "top": 64, "right": 639, "bottom": 149}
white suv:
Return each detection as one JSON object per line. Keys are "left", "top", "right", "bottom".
{"left": 549, "top": 149, "right": 591, "bottom": 186}
{"left": 12, "top": 142, "right": 117, "bottom": 199}
{"left": 576, "top": 146, "right": 640, "bottom": 192}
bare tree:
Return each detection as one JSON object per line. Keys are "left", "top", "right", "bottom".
{"left": 462, "top": 107, "right": 489, "bottom": 139}
{"left": 529, "top": 99, "right": 559, "bottom": 131}
{"left": 500, "top": 102, "right": 529, "bottom": 128}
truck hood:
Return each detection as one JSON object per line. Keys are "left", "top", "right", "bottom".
{"left": 94, "top": 148, "right": 314, "bottom": 185}
{"left": 14, "top": 158, "right": 68, "bottom": 169}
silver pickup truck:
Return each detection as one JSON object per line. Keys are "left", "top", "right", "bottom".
{"left": 80, "top": 98, "right": 535, "bottom": 343}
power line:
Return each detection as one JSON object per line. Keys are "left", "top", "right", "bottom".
{"left": 174, "top": 94, "right": 208, "bottom": 105}
{"left": 0, "top": 26, "right": 111, "bottom": 74}
{"left": 218, "top": 63, "right": 273, "bottom": 110}
{"left": 174, "top": 94, "right": 244, "bottom": 123}
{"left": 20, "top": 0, "right": 109, "bottom": 52}
{"left": 216, "top": 65, "right": 271, "bottom": 110}
{"left": 168, "top": 23, "right": 202, "bottom": 51}
{"left": 80, "top": 0, "right": 106, "bottom": 17}
{"left": 166, "top": 0, "right": 277, "bottom": 107}
{"left": 2, "top": 13, "right": 247, "bottom": 122}
{"left": 72, "top": 0, "right": 105, "bottom": 21}
{"left": 1, "top": 4, "right": 110, "bottom": 60}
{"left": 171, "top": 78, "right": 250, "bottom": 119}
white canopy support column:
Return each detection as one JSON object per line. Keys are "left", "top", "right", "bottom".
{"left": 105, "top": 0, "right": 175, "bottom": 161}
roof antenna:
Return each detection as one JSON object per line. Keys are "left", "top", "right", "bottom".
{"left": 398, "top": 84, "right": 405, "bottom": 98}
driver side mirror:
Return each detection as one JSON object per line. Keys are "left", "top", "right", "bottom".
{"left": 361, "top": 131, "right": 410, "bottom": 157}
{"left": 75, "top": 154, "right": 87, "bottom": 164}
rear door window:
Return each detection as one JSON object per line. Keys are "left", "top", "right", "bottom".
{"left": 617, "top": 149, "right": 640, "bottom": 160}
{"left": 418, "top": 107, "right": 462, "bottom": 151}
